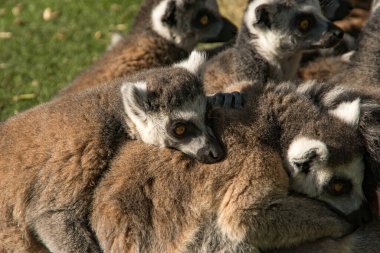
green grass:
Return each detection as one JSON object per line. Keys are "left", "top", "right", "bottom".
{"left": 0, "top": 0, "right": 142, "bottom": 120}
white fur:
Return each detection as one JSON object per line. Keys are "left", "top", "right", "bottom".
{"left": 329, "top": 98, "right": 360, "bottom": 127}
{"left": 107, "top": 32, "right": 124, "bottom": 51}
{"left": 244, "top": 0, "right": 280, "bottom": 59}
{"left": 341, "top": 50, "right": 355, "bottom": 63}
{"left": 288, "top": 137, "right": 329, "bottom": 173}
{"left": 121, "top": 82, "right": 166, "bottom": 146}
{"left": 174, "top": 51, "right": 207, "bottom": 75}
{"left": 296, "top": 80, "right": 317, "bottom": 95}
{"left": 372, "top": 0, "right": 380, "bottom": 13}
{"left": 244, "top": 0, "right": 303, "bottom": 80}
{"left": 244, "top": 0, "right": 276, "bottom": 27}
{"left": 151, "top": 0, "right": 173, "bottom": 42}
{"left": 322, "top": 86, "right": 347, "bottom": 106}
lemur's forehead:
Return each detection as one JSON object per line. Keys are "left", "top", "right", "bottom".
{"left": 145, "top": 68, "right": 201, "bottom": 92}
{"left": 140, "top": 67, "right": 205, "bottom": 112}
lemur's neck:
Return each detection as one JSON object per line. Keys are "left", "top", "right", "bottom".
{"left": 237, "top": 25, "right": 302, "bottom": 82}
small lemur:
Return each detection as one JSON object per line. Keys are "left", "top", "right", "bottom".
{"left": 202, "top": 0, "right": 344, "bottom": 94}
{"left": 88, "top": 81, "right": 370, "bottom": 253}
{"left": 0, "top": 52, "right": 242, "bottom": 253}
{"left": 58, "top": 0, "right": 236, "bottom": 96}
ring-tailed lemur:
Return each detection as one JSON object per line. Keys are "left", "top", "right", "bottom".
{"left": 0, "top": 51, "right": 244, "bottom": 253}
{"left": 202, "top": 0, "right": 344, "bottom": 94}
{"left": 88, "top": 81, "right": 370, "bottom": 253}
{"left": 297, "top": 0, "right": 380, "bottom": 179}
{"left": 58, "top": 0, "right": 236, "bottom": 96}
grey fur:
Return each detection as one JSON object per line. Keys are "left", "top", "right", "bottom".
{"left": 0, "top": 63, "right": 227, "bottom": 252}
{"left": 88, "top": 82, "right": 367, "bottom": 252}
{"left": 202, "top": 0, "right": 344, "bottom": 94}
{"left": 289, "top": 6, "right": 380, "bottom": 251}
{"left": 59, "top": 0, "right": 236, "bottom": 96}
{"left": 297, "top": 4, "right": 380, "bottom": 180}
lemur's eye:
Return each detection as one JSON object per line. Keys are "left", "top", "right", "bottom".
{"left": 200, "top": 15, "right": 209, "bottom": 26}
{"left": 173, "top": 123, "right": 187, "bottom": 137}
{"left": 296, "top": 14, "right": 315, "bottom": 33}
{"left": 327, "top": 178, "right": 352, "bottom": 196}
{"left": 192, "top": 9, "right": 215, "bottom": 29}
{"left": 299, "top": 19, "right": 310, "bottom": 31}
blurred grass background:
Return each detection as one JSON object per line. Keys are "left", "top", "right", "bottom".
{"left": 0, "top": 0, "right": 247, "bottom": 121}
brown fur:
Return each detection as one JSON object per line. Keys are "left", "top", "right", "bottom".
{"left": 0, "top": 62, "right": 228, "bottom": 252}
{"left": 59, "top": 33, "right": 188, "bottom": 96}
{"left": 0, "top": 81, "right": 128, "bottom": 252}
{"left": 90, "top": 83, "right": 362, "bottom": 252}
{"left": 298, "top": 56, "right": 349, "bottom": 82}
{"left": 269, "top": 189, "right": 380, "bottom": 253}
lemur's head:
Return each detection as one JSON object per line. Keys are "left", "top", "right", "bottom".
{"left": 287, "top": 98, "right": 371, "bottom": 225}
{"left": 121, "top": 51, "right": 225, "bottom": 164}
{"left": 149, "top": 0, "right": 237, "bottom": 51}
{"left": 243, "top": 0, "right": 344, "bottom": 57}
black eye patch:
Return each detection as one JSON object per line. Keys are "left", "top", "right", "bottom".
{"left": 325, "top": 177, "right": 353, "bottom": 196}
{"left": 294, "top": 13, "right": 316, "bottom": 33}
{"left": 191, "top": 9, "right": 216, "bottom": 29}
{"left": 167, "top": 120, "right": 200, "bottom": 140}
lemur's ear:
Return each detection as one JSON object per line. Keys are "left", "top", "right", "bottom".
{"left": 329, "top": 99, "right": 360, "bottom": 128}
{"left": 288, "top": 137, "right": 329, "bottom": 174}
{"left": 255, "top": 4, "right": 274, "bottom": 28}
{"left": 174, "top": 50, "right": 207, "bottom": 75}
{"left": 121, "top": 82, "right": 148, "bottom": 123}
{"left": 161, "top": 0, "right": 177, "bottom": 26}
{"left": 152, "top": 0, "right": 177, "bottom": 28}
{"left": 151, "top": 0, "right": 177, "bottom": 40}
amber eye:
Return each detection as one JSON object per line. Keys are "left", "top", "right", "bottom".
{"left": 174, "top": 124, "right": 187, "bottom": 137}
{"left": 327, "top": 179, "right": 352, "bottom": 196}
{"left": 200, "top": 15, "right": 209, "bottom": 26}
{"left": 299, "top": 19, "right": 310, "bottom": 31}
{"left": 333, "top": 182, "right": 344, "bottom": 192}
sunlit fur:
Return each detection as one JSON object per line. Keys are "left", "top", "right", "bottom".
{"left": 202, "top": 0, "right": 342, "bottom": 94}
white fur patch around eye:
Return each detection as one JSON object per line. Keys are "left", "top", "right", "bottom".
{"left": 151, "top": 0, "right": 173, "bottom": 41}
{"left": 288, "top": 137, "right": 329, "bottom": 170}
{"left": 174, "top": 51, "right": 207, "bottom": 75}
{"left": 329, "top": 98, "right": 360, "bottom": 128}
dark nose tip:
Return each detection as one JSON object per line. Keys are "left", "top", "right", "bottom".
{"left": 346, "top": 202, "right": 372, "bottom": 226}
{"left": 196, "top": 143, "right": 225, "bottom": 164}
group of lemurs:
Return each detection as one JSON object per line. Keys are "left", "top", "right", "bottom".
{"left": 1, "top": 0, "right": 380, "bottom": 252}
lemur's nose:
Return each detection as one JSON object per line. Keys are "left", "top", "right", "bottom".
{"left": 346, "top": 202, "right": 372, "bottom": 226}
{"left": 196, "top": 141, "right": 225, "bottom": 164}
{"left": 328, "top": 23, "right": 344, "bottom": 39}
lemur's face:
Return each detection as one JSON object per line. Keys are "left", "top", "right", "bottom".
{"left": 244, "top": 0, "right": 344, "bottom": 56}
{"left": 121, "top": 51, "right": 225, "bottom": 164}
{"left": 161, "top": 95, "right": 225, "bottom": 164}
{"left": 287, "top": 136, "right": 370, "bottom": 226}
{"left": 151, "top": 0, "right": 237, "bottom": 51}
